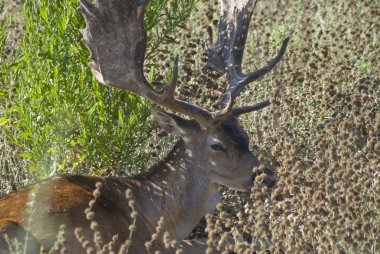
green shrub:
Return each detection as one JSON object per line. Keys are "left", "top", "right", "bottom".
{"left": 1, "top": 0, "right": 196, "bottom": 179}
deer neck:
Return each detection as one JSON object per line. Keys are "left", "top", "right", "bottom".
{"left": 130, "top": 140, "right": 221, "bottom": 241}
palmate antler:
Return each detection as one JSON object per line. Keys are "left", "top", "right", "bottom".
{"left": 79, "top": 0, "right": 288, "bottom": 125}
{"left": 206, "top": 0, "right": 289, "bottom": 116}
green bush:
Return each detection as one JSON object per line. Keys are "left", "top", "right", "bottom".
{"left": 1, "top": 0, "right": 196, "bottom": 179}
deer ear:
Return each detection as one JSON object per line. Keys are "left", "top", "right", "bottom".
{"left": 151, "top": 108, "right": 196, "bottom": 139}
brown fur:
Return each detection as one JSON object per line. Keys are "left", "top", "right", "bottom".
{"left": 0, "top": 135, "right": 266, "bottom": 253}
{"left": 0, "top": 220, "right": 40, "bottom": 253}
{"left": 0, "top": 176, "right": 139, "bottom": 252}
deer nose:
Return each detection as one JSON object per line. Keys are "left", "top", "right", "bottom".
{"left": 248, "top": 167, "right": 276, "bottom": 189}
{"left": 261, "top": 168, "right": 276, "bottom": 188}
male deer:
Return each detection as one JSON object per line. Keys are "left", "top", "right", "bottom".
{"left": 0, "top": 0, "right": 288, "bottom": 253}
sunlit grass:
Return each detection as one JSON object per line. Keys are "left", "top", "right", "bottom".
{"left": 0, "top": 0, "right": 379, "bottom": 253}
{"left": 0, "top": 0, "right": 197, "bottom": 181}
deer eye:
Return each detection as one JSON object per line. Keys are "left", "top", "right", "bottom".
{"left": 210, "top": 144, "right": 225, "bottom": 152}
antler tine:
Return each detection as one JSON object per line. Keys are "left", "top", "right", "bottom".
{"left": 228, "top": 37, "right": 289, "bottom": 98}
{"left": 207, "top": 0, "right": 288, "bottom": 117}
{"left": 231, "top": 98, "right": 270, "bottom": 115}
{"left": 79, "top": 0, "right": 213, "bottom": 125}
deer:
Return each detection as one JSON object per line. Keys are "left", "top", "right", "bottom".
{"left": 0, "top": 0, "right": 288, "bottom": 253}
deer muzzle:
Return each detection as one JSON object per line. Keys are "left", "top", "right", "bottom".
{"left": 249, "top": 167, "right": 276, "bottom": 189}
{"left": 261, "top": 168, "right": 276, "bottom": 188}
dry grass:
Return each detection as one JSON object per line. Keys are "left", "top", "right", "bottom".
{"left": 0, "top": 0, "right": 31, "bottom": 195}
{"left": 151, "top": 0, "right": 379, "bottom": 252}
{"left": 1, "top": 0, "right": 379, "bottom": 253}
{"left": 0, "top": 0, "right": 23, "bottom": 51}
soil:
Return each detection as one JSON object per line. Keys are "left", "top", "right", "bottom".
{"left": 1, "top": 0, "right": 24, "bottom": 54}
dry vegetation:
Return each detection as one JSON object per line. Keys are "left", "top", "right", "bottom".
{"left": 152, "top": 0, "right": 379, "bottom": 253}
{"left": 0, "top": 0, "right": 29, "bottom": 194}
{"left": 1, "top": 0, "right": 379, "bottom": 253}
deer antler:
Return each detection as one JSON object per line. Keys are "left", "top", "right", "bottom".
{"left": 206, "top": 0, "right": 289, "bottom": 117}
{"left": 79, "top": 0, "right": 288, "bottom": 125}
{"left": 79, "top": 0, "right": 213, "bottom": 125}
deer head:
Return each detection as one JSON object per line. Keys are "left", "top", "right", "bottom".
{"left": 79, "top": 0, "right": 288, "bottom": 190}
{"left": 152, "top": 109, "right": 261, "bottom": 191}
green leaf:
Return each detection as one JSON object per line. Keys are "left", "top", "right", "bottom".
{"left": 0, "top": 118, "right": 9, "bottom": 126}
{"left": 17, "top": 132, "right": 33, "bottom": 139}
{"left": 19, "top": 153, "right": 32, "bottom": 159}
{"left": 118, "top": 109, "right": 124, "bottom": 126}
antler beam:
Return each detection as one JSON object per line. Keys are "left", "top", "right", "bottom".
{"left": 206, "top": 0, "right": 289, "bottom": 115}
{"left": 79, "top": 0, "right": 213, "bottom": 125}
{"left": 79, "top": 0, "right": 288, "bottom": 124}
